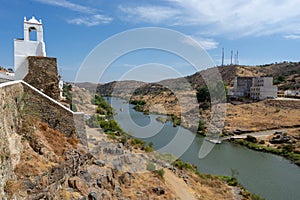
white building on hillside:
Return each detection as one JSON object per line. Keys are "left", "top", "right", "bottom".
{"left": 14, "top": 16, "right": 46, "bottom": 79}
{"left": 233, "top": 76, "right": 278, "bottom": 100}
{"left": 284, "top": 90, "right": 300, "bottom": 97}
{"left": 250, "top": 77, "right": 278, "bottom": 100}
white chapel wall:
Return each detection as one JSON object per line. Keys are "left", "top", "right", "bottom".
{"left": 14, "top": 16, "right": 46, "bottom": 80}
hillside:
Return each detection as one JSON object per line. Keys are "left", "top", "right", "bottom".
{"left": 0, "top": 82, "right": 254, "bottom": 199}
{"left": 8, "top": 120, "right": 241, "bottom": 199}
{"left": 90, "top": 62, "right": 300, "bottom": 136}
{"left": 186, "top": 62, "right": 300, "bottom": 89}
{"left": 94, "top": 62, "right": 300, "bottom": 97}
{"left": 76, "top": 80, "right": 145, "bottom": 100}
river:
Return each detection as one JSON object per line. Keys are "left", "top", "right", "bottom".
{"left": 108, "top": 97, "right": 300, "bottom": 200}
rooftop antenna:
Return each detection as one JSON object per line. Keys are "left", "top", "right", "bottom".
{"left": 234, "top": 50, "right": 239, "bottom": 65}
{"left": 221, "top": 48, "right": 224, "bottom": 66}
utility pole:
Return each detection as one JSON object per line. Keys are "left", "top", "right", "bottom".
{"left": 230, "top": 50, "right": 233, "bottom": 65}
{"left": 234, "top": 50, "right": 239, "bottom": 65}
{"left": 221, "top": 48, "right": 224, "bottom": 66}
{"left": 234, "top": 52, "right": 237, "bottom": 65}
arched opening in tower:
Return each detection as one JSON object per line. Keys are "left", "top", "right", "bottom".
{"left": 29, "top": 27, "right": 37, "bottom": 41}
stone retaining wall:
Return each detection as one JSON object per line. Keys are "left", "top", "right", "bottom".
{"left": 0, "top": 78, "right": 87, "bottom": 197}
{"left": 22, "top": 81, "right": 87, "bottom": 146}
{"left": 0, "top": 81, "right": 23, "bottom": 197}
{"left": 24, "top": 56, "right": 60, "bottom": 100}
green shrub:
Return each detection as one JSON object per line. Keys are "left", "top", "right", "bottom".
{"left": 131, "top": 138, "right": 147, "bottom": 150}
{"left": 143, "top": 145, "right": 154, "bottom": 153}
{"left": 146, "top": 162, "right": 156, "bottom": 171}
{"left": 172, "top": 159, "right": 197, "bottom": 171}
{"left": 197, "top": 119, "right": 206, "bottom": 135}
{"left": 197, "top": 86, "right": 210, "bottom": 102}
{"left": 99, "top": 119, "right": 123, "bottom": 133}
{"left": 251, "top": 193, "right": 265, "bottom": 200}
{"left": 148, "top": 141, "right": 154, "bottom": 148}
{"left": 131, "top": 100, "right": 149, "bottom": 113}
{"left": 92, "top": 95, "right": 113, "bottom": 116}
{"left": 155, "top": 169, "right": 165, "bottom": 180}
{"left": 219, "top": 176, "right": 238, "bottom": 186}
{"left": 277, "top": 75, "right": 285, "bottom": 82}
{"left": 167, "top": 114, "right": 181, "bottom": 127}
{"left": 198, "top": 173, "right": 213, "bottom": 180}
{"left": 227, "top": 177, "right": 238, "bottom": 186}
{"left": 274, "top": 75, "right": 285, "bottom": 85}
{"left": 62, "top": 83, "right": 72, "bottom": 101}
{"left": 129, "top": 99, "right": 146, "bottom": 106}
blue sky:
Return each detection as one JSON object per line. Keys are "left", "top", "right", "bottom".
{"left": 1, "top": 0, "right": 300, "bottom": 82}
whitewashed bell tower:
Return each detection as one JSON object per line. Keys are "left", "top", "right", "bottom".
{"left": 14, "top": 16, "right": 46, "bottom": 79}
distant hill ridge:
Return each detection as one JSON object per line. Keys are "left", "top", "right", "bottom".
{"left": 80, "top": 62, "right": 300, "bottom": 96}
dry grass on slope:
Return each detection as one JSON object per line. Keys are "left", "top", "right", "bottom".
{"left": 186, "top": 172, "right": 237, "bottom": 200}
{"left": 14, "top": 121, "right": 79, "bottom": 180}
{"left": 5, "top": 122, "right": 81, "bottom": 198}
{"left": 120, "top": 171, "right": 178, "bottom": 200}
{"left": 226, "top": 100, "right": 300, "bottom": 132}
{"left": 120, "top": 168, "right": 239, "bottom": 200}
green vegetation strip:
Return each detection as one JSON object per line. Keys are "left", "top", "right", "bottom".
{"left": 234, "top": 139, "right": 300, "bottom": 166}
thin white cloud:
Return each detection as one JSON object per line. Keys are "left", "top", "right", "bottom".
{"left": 34, "top": 0, "right": 112, "bottom": 26}
{"left": 119, "top": 5, "right": 180, "bottom": 24}
{"left": 119, "top": 0, "right": 300, "bottom": 38}
{"left": 34, "top": 0, "right": 96, "bottom": 14}
{"left": 182, "top": 36, "right": 218, "bottom": 50}
{"left": 68, "top": 14, "right": 112, "bottom": 26}
{"left": 168, "top": 0, "right": 300, "bottom": 37}
{"left": 284, "top": 34, "right": 300, "bottom": 40}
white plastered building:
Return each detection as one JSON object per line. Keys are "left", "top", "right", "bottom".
{"left": 14, "top": 16, "right": 46, "bottom": 79}
{"left": 250, "top": 77, "right": 278, "bottom": 100}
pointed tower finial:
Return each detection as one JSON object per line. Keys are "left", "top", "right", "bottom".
{"left": 24, "top": 16, "right": 27, "bottom": 22}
